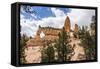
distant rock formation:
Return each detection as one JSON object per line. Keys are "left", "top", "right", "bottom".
{"left": 74, "top": 24, "right": 78, "bottom": 33}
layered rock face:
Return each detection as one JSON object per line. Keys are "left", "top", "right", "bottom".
{"left": 37, "top": 26, "right": 61, "bottom": 36}
{"left": 36, "top": 26, "right": 61, "bottom": 41}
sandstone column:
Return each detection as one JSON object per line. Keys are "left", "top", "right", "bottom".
{"left": 64, "top": 16, "right": 71, "bottom": 32}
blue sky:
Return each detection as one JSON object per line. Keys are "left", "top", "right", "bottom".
{"left": 20, "top": 5, "right": 71, "bottom": 20}
{"left": 20, "top": 5, "right": 95, "bottom": 37}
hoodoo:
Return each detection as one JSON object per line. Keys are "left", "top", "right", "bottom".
{"left": 64, "top": 16, "right": 71, "bottom": 32}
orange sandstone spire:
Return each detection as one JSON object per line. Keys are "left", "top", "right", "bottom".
{"left": 64, "top": 16, "right": 71, "bottom": 32}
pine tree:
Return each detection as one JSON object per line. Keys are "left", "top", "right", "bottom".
{"left": 79, "top": 23, "right": 95, "bottom": 60}
{"left": 81, "top": 31, "right": 95, "bottom": 60}
{"left": 54, "top": 27, "right": 73, "bottom": 62}
{"left": 41, "top": 40, "right": 55, "bottom": 63}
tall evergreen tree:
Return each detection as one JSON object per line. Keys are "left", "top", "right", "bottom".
{"left": 41, "top": 40, "right": 55, "bottom": 63}
{"left": 54, "top": 27, "right": 73, "bottom": 62}
{"left": 81, "top": 31, "right": 95, "bottom": 60}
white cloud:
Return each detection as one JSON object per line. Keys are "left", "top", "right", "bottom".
{"left": 51, "top": 8, "right": 66, "bottom": 17}
{"left": 67, "top": 8, "right": 95, "bottom": 29}
{"left": 20, "top": 16, "right": 38, "bottom": 37}
{"left": 38, "top": 16, "right": 66, "bottom": 28}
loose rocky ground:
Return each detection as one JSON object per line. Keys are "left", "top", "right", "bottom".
{"left": 69, "top": 38, "right": 85, "bottom": 61}
{"left": 24, "top": 37, "right": 86, "bottom": 63}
